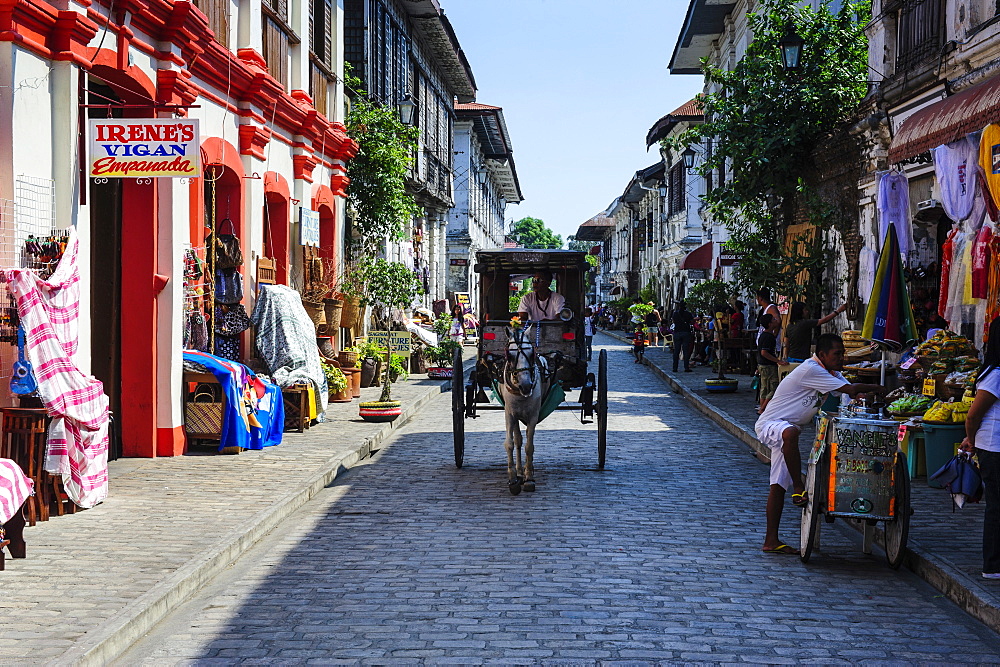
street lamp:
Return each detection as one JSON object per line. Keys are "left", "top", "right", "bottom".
{"left": 682, "top": 146, "right": 697, "bottom": 170}
{"left": 397, "top": 93, "right": 417, "bottom": 126}
{"left": 476, "top": 164, "right": 488, "bottom": 184}
{"left": 778, "top": 28, "right": 805, "bottom": 71}
{"left": 658, "top": 184, "right": 667, "bottom": 198}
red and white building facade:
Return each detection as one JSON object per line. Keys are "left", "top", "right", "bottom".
{"left": 0, "top": 0, "right": 357, "bottom": 457}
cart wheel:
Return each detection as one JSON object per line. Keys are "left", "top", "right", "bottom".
{"left": 452, "top": 347, "right": 465, "bottom": 469}
{"left": 597, "top": 349, "right": 608, "bottom": 470}
{"left": 800, "top": 444, "right": 828, "bottom": 563}
{"left": 885, "top": 451, "right": 910, "bottom": 569}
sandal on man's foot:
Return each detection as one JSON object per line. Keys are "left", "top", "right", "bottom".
{"left": 762, "top": 544, "right": 799, "bottom": 555}
{"left": 791, "top": 492, "right": 808, "bottom": 507}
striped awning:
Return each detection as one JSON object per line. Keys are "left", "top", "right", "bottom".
{"left": 889, "top": 73, "right": 1000, "bottom": 163}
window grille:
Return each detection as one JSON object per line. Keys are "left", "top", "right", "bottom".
{"left": 896, "top": 0, "right": 945, "bottom": 72}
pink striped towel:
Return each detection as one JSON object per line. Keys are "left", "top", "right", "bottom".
{"left": 6, "top": 231, "right": 109, "bottom": 509}
{"left": 0, "top": 458, "right": 33, "bottom": 524}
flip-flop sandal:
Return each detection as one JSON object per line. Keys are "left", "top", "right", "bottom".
{"left": 791, "top": 492, "right": 808, "bottom": 507}
{"left": 762, "top": 544, "right": 800, "bottom": 555}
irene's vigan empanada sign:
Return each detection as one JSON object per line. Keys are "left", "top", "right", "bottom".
{"left": 88, "top": 119, "right": 200, "bottom": 178}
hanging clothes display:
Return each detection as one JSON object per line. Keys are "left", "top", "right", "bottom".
{"left": 939, "top": 226, "right": 958, "bottom": 321}
{"left": 972, "top": 223, "right": 993, "bottom": 299}
{"left": 979, "top": 124, "right": 1000, "bottom": 204}
{"left": 877, "top": 171, "right": 913, "bottom": 262}
{"left": 5, "top": 231, "right": 110, "bottom": 509}
{"left": 858, "top": 246, "right": 880, "bottom": 304}
{"left": 934, "top": 136, "right": 979, "bottom": 223}
{"left": 944, "top": 226, "right": 975, "bottom": 325}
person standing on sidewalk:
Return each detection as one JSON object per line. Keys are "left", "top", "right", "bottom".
{"left": 961, "top": 316, "right": 1000, "bottom": 579}
{"left": 784, "top": 301, "right": 847, "bottom": 363}
{"left": 757, "top": 314, "right": 788, "bottom": 414}
{"left": 583, "top": 307, "right": 595, "bottom": 362}
{"left": 670, "top": 300, "right": 694, "bottom": 372}
{"left": 755, "top": 288, "right": 782, "bottom": 356}
{"left": 756, "top": 334, "right": 886, "bottom": 555}
{"left": 644, "top": 303, "right": 661, "bottom": 348}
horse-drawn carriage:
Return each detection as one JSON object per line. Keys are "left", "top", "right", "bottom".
{"left": 451, "top": 249, "right": 609, "bottom": 494}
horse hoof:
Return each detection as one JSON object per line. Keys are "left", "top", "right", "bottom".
{"left": 522, "top": 479, "right": 535, "bottom": 492}
{"left": 508, "top": 481, "right": 522, "bottom": 496}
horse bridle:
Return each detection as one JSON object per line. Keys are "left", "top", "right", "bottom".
{"left": 504, "top": 329, "right": 538, "bottom": 397}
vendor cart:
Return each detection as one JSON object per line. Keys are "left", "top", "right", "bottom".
{"left": 800, "top": 409, "right": 911, "bottom": 568}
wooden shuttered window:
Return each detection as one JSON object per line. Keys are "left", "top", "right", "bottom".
{"left": 262, "top": 15, "right": 290, "bottom": 87}
{"left": 309, "top": 0, "right": 335, "bottom": 116}
{"left": 667, "top": 164, "right": 686, "bottom": 216}
{"left": 194, "top": 0, "right": 229, "bottom": 48}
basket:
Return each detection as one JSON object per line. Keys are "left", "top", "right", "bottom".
{"left": 324, "top": 298, "right": 343, "bottom": 331}
{"left": 341, "top": 296, "right": 361, "bottom": 331}
{"left": 185, "top": 383, "right": 223, "bottom": 436}
{"left": 338, "top": 350, "right": 358, "bottom": 367}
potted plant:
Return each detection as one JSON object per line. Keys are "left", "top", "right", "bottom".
{"left": 354, "top": 338, "right": 386, "bottom": 388}
{"left": 387, "top": 353, "right": 409, "bottom": 383}
{"left": 426, "top": 339, "right": 461, "bottom": 379}
{"left": 323, "top": 361, "right": 352, "bottom": 403}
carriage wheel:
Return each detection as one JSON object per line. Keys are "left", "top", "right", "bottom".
{"left": 884, "top": 451, "right": 910, "bottom": 569}
{"left": 800, "top": 443, "right": 828, "bottom": 563}
{"left": 452, "top": 347, "right": 465, "bottom": 469}
{"left": 597, "top": 349, "right": 608, "bottom": 470}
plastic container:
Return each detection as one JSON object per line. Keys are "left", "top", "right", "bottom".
{"left": 921, "top": 422, "right": 965, "bottom": 487}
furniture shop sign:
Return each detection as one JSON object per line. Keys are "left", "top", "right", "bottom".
{"left": 367, "top": 331, "right": 412, "bottom": 357}
{"left": 299, "top": 208, "right": 320, "bottom": 247}
{"left": 88, "top": 119, "right": 200, "bottom": 178}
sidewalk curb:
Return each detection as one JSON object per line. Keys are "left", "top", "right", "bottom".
{"left": 54, "top": 372, "right": 462, "bottom": 667}
{"left": 602, "top": 330, "right": 1000, "bottom": 634}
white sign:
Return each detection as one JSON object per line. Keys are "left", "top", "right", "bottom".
{"left": 88, "top": 118, "right": 200, "bottom": 178}
{"left": 299, "top": 208, "right": 320, "bottom": 247}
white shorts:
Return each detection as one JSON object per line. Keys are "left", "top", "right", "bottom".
{"left": 756, "top": 419, "right": 799, "bottom": 490}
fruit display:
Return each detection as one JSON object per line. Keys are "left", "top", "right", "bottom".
{"left": 887, "top": 394, "right": 936, "bottom": 415}
{"left": 922, "top": 398, "right": 973, "bottom": 424}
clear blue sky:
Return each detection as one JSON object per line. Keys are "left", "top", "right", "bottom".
{"left": 443, "top": 0, "right": 704, "bottom": 243}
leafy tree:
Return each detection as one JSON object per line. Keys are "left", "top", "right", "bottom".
{"left": 344, "top": 67, "right": 422, "bottom": 259}
{"left": 510, "top": 217, "right": 563, "bottom": 249}
{"left": 675, "top": 0, "right": 869, "bottom": 309}
{"left": 567, "top": 235, "right": 597, "bottom": 253}
{"left": 685, "top": 280, "right": 736, "bottom": 316}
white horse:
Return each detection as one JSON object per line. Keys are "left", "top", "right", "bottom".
{"left": 500, "top": 324, "right": 551, "bottom": 495}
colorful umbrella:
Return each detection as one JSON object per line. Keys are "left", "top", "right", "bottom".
{"left": 862, "top": 222, "right": 919, "bottom": 351}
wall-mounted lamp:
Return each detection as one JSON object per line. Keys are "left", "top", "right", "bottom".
{"left": 778, "top": 28, "right": 804, "bottom": 71}
{"left": 476, "top": 165, "right": 488, "bottom": 184}
{"left": 397, "top": 93, "right": 417, "bottom": 126}
{"left": 682, "top": 147, "right": 697, "bottom": 170}
{"left": 658, "top": 184, "right": 668, "bottom": 198}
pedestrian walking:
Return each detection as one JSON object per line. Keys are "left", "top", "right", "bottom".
{"left": 755, "top": 334, "right": 885, "bottom": 555}
{"left": 448, "top": 303, "right": 466, "bottom": 344}
{"left": 583, "top": 307, "right": 595, "bottom": 362}
{"left": 756, "top": 314, "right": 787, "bottom": 414}
{"left": 961, "top": 316, "right": 1000, "bottom": 579}
{"left": 670, "top": 300, "right": 694, "bottom": 372}
{"left": 784, "top": 301, "right": 847, "bottom": 362}
{"left": 644, "top": 302, "right": 661, "bottom": 348}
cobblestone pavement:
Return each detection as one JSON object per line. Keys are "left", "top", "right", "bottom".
{"left": 637, "top": 342, "right": 998, "bottom": 595}
{"left": 0, "top": 374, "right": 452, "bottom": 663}
{"left": 120, "top": 335, "right": 1000, "bottom": 664}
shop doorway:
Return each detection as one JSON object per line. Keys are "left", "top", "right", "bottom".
{"left": 87, "top": 80, "right": 123, "bottom": 457}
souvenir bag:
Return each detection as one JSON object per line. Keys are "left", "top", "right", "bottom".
{"left": 214, "top": 303, "right": 251, "bottom": 337}
{"left": 213, "top": 219, "right": 244, "bottom": 270}
{"left": 215, "top": 268, "right": 243, "bottom": 305}
{"left": 10, "top": 325, "right": 37, "bottom": 396}
{"left": 184, "top": 310, "right": 209, "bottom": 351}
{"left": 185, "top": 383, "right": 223, "bottom": 435}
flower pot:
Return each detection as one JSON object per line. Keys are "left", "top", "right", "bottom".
{"left": 341, "top": 367, "right": 361, "bottom": 398}
{"left": 359, "top": 400, "right": 401, "bottom": 422}
{"left": 338, "top": 350, "right": 358, "bottom": 367}
{"left": 340, "top": 296, "right": 361, "bottom": 331}
{"left": 427, "top": 366, "right": 453, "bottom": 379}
{"left": 705, "top": 378, "right": 739, "bottom": 393}
{"left": 302, "top": 300, "right": 326, "bottom": 330}
{"left": 317, "top": 336, "right": 337, "bottom": 359}
{"left": 360, "top": 357, "right": 380, "bottom": 388}
{"left": 324, "top": 298, "right": 343, "bottom": 331}
{"left": 330, "top": 386, "right": 352, "bottom": 403}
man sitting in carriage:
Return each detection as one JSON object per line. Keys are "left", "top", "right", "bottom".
{"left": 516, "top": 270, "right": 565, "bottom": 322}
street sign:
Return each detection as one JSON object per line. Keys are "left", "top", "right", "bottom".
{"left": 88, "top": 118, "right": 200, "bottom": 178}
{"left": 299, "top": 208, "right": 320, "bottom": 247}
{"left": 720, "top": 251, "right": 742, "bottom": 266}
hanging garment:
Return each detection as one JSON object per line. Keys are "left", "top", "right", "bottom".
{"left": 978, "top": 164, "right": 1000, "bottom": 222}
{"left": 939, "top": 226, "right": 958, "bottom": 320}
{"left": 980, "top": 124, "right": 1000, "bottom": 205}
{"left": 0, "top": 458, "right": 33, "bottom": 523}
{"left": 935, "top": 137, "right": 979, "bottom": 223}
{"left": 858, "top": 246, "right": 880, "bottom": 304}
{"left": 5, "top": 231, "right": 110, "bottom": 509}
{"left": 248, "top": 379, "right": 284, "bottom": 450}
{"left": 250, "top": 284, "right": 328, "bottom": 414}
{"left": 213, "top": 334, "right": 241, "bottom": 360}
{"left": 877, "top": 171, "right": 913, "bottom": 262}
{"left": 973, "top": 223, "right": 993, "bottom": 299}
{"left": 945, "top": 227, "right": 975, "bottom": 325}
{"left": 214, "top": 303, "right": 251, "bottom": 337}
{"left": 184, "top": 310, "right": 209, "bottom": 351}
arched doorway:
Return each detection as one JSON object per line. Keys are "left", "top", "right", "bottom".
{"left": 263, "top": 172, "right": 290, "bottom": 285}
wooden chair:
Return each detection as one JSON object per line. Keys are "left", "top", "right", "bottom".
{"left": 282, "top": 384, "right": 311, "bottom": 432}
{"left": 257, "top": 257, "right": 277, "bottom": 286}
{"left": 0, "top": 408, "right": 50, "bottom": 525}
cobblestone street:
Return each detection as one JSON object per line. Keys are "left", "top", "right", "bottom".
{"left": 120, "top": 336, "right": 1000, "bottom": 663}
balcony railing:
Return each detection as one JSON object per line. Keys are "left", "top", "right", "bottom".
{"left": 896, "top": 0, "right": 944, "bottom": 72}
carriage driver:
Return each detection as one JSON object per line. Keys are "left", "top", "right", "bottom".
{"left": 755, "top": 333, "right": 886, "bottom": 555}
{"left": 517, "top": 270, "right": 566, "bottom": 322}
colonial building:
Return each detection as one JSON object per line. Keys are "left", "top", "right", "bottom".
{"left": 1, "top": 0, "right": 356, "bottom": 457}
{"left": 446, "top": 102, "right": 523, "bottom": 313}
{"left": 344, "top": 0, "right": 477, "bottom": 307}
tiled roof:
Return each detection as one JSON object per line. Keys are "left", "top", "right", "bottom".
{"left": 645, "top": 98, "right": 703, "bottom": 147}
{"left": 668, "top": 98, "right": 701, "bottom": 117}
{"left": 455, "top": 102, "right": 501, "bottom": 111}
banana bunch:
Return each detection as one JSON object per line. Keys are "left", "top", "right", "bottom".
{"left": 951, "top": 400, "right": 972, "bottom": 423}
{"left": 923, "top": 399, "right": 973, "bottom": 423}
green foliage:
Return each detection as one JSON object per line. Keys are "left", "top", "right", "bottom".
{"left": 352, "top": 338, "right": 385, "bottom": 360}
{"left": 432, "top": 314, "right": 453, "bottom": 338}
{"left": 628, "top": 302, "right": 654, "bottom": 320}
{"left": 685, "top": 280, "right": 736, "bottom": 316}
{"left": 637, "top": 283, "right": 657, "bottom": 305}
{"left": 425, "top": 338, "right": 461, "bottom": 366}
{"left": 509, "top": 281, "right": 532, "bottom": 314}
{"left": 684, "top": 0, "right": 869, "bottom": 305}
{"left": 567, "top": 235, "right": 597, "bottom": 252}
{"left": 510, "top": 217, "right": 563, "bottom": 249}
{"left": 388, "top": 354, "right": 409, "bottom": 382}
{"left": 340, "top": 257, "right": 425, "bottom": 317}
{"left": 584, "top": 254, "right": 599, "bottom": 268}
{"left": 322, "top": 362, "right": 348, "bottom": 394}
{"left": 344, "top": 68, "right": 422, "bottom": 258}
